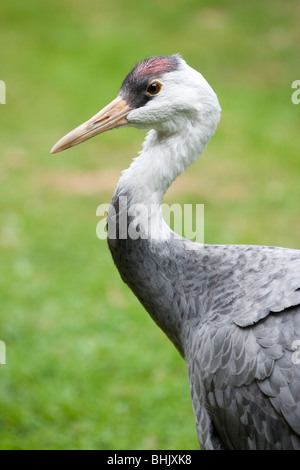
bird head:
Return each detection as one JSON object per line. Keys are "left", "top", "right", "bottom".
{"left": 50, "top": 54, "right": 221, "bottom": 154}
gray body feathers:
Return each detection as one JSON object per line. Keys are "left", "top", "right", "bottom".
{"left": 108, "top": 191, "right": 300, "bottom": 450}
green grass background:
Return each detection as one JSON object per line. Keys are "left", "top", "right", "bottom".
{"left": 0, "top": 0, "right": 299, "bottom": 449}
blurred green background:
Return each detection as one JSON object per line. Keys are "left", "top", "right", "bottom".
{"left": 0, "top": 0, "right": 299, "bottom": 450}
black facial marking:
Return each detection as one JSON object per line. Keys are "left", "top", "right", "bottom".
{"left": 119, "top": 55, "right": 180, "bottom": 108}
{"left": 120, "top": 75, "right": 153, "bottom": 108}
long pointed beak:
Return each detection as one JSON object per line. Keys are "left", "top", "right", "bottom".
{"left": 50, "top": 95, "right": 133, "bottom": 154}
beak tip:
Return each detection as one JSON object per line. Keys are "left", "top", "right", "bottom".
{"left": 50, "top": 146, "right": 58, "bottom": 155}
{"left": 50, "top": 140, "right": 65, "bottom": 155}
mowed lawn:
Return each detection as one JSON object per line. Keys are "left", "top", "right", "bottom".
{"left": 0, "top": 0, "right": 299, "bottom": 449}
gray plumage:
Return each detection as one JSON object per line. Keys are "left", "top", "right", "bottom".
{"left": 51, "top": 54, "right": 300, "bottom": 450}
{"left": 108, "top": 189, "right": 300, "bottom": 450}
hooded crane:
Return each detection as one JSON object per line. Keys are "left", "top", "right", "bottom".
{"left": 51, "top": 55, "right": 300, "bottom": 450}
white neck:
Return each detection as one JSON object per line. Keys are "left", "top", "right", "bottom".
{"left": 122, "top": 131, "right": 198, "bottom": 202}
{"left": 114, "top": 110, "right": 219, "bottom": 240}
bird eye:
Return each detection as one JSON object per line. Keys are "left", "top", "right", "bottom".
{"left": 146, "top": 81, "right": 162, "bottom": 96}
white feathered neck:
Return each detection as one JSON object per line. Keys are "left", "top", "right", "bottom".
{"left": 114, "top": 63, "right": 221, "bottom": 237}
{"left": 119, "top": 112, "right": 219, "bottom": 202}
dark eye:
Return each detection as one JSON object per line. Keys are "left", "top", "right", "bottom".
{"left": 146, "top": 81, "right": 162, "bottom": 95}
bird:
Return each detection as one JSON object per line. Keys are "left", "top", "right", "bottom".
{"left": 51, "top": 54, "right": 300, "bottom": 450}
